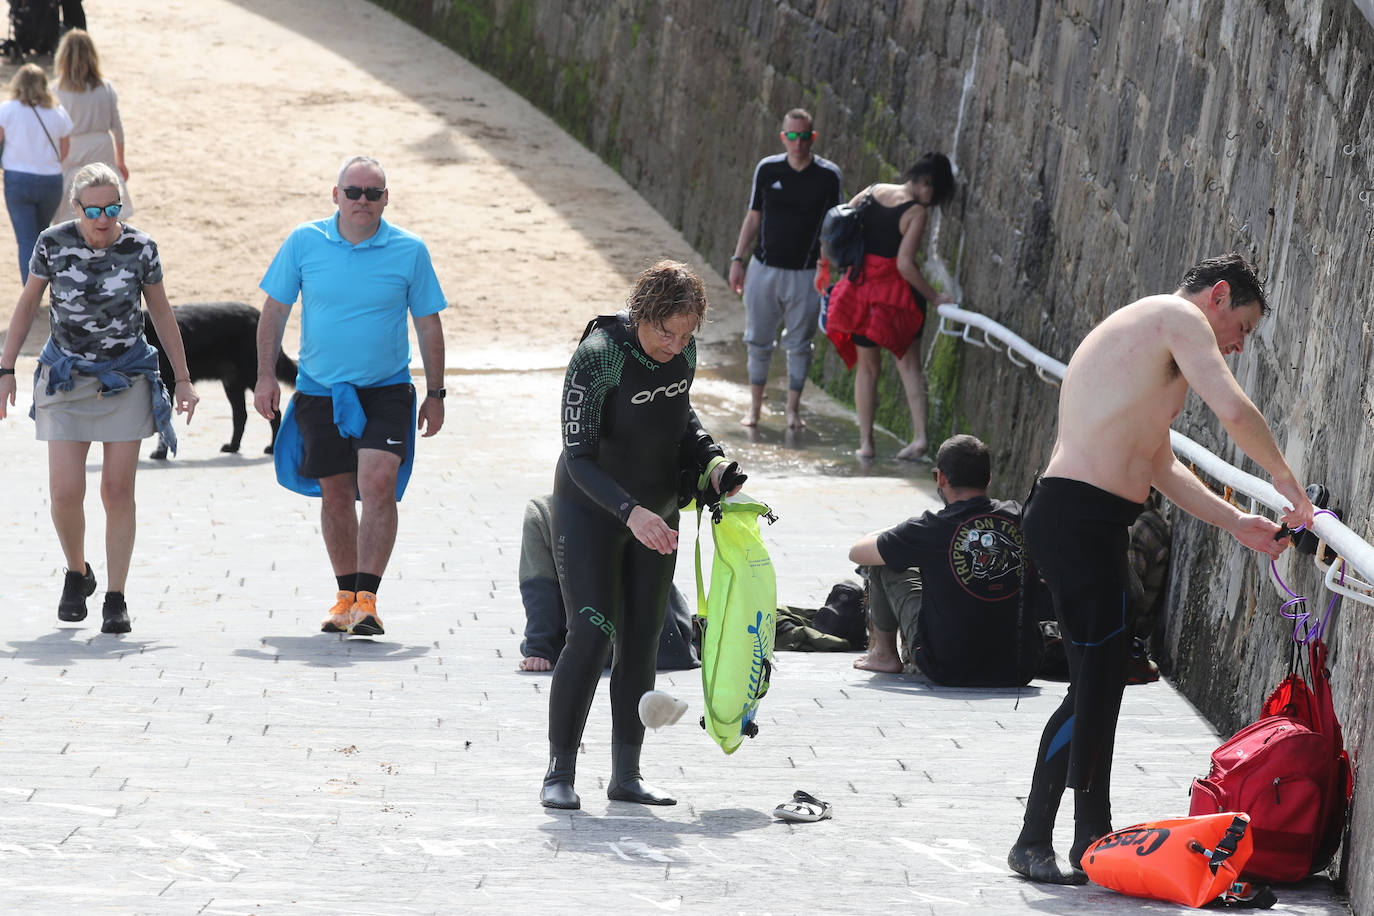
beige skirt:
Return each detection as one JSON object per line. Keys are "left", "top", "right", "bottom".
{"left": 33, "top": 365, "right": 156, "bottom": 442}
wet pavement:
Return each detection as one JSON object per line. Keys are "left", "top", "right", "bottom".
{"left": 0, "top": 354, "right": 1351, "bottom": 914}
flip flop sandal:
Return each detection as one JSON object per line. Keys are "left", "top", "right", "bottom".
{"left": 773, "top": 789, "right": 833, "bottom": 823}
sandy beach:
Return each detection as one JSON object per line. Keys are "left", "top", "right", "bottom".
{"left": 0, "top": 0, "right": 739, "bottom": 369}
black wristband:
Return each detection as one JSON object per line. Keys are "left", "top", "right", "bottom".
{"left": 0, "top": 367, "right": 14, "bottom": 376}
{"left": 426, "top": 388, "right": 446, "bottom": 400}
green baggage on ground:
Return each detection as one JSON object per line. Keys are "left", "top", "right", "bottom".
{"left": 694, "top": 492, "right": 777, "bottom": 754}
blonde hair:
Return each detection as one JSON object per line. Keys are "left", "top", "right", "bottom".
{"left": 69, "top": 162, "right": 121, "bottom": 208}
{"left": 55, "top": 29, "right": 104, "bottom": 92}
{"left": 8, "top": 64, "right": 57, "bottom": 108}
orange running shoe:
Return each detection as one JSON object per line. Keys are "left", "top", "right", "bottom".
{"left": 349, "top": 590, "right": 384, "bottom": 636}
{"left": 320, "top": 590, "right": 356, "bottom": 633}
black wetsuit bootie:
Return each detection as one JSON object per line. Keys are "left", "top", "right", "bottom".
{"left": 607, "top": 742, "right": 676, "bottom": 805}
{"left": 540, "top": 746, "right": 581, "bottom": 810}
{"left": 101, "top": 592, "right": 131, "bottom": 635}
{"left": 58, "top": 563, "right": 97, "bottom": 622}
{"left": 1069, "top": 825, "right": 1109, "bottom": 871}
{"left": 1008, "top": 841, "right": 1088, "bottom": 885}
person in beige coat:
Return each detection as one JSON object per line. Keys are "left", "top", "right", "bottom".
{"left": 53, "top": 29, "right": 133, "bottom": 223}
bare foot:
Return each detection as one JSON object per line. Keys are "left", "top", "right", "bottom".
{"left": 854, "top": 652, "right": 903, "bottom": 673}
{"left": 785, "top": 410, "right": 806, "bottom": 429}
{"left": 895, "top": 439, "right": 928, "bottom": 461}
{"left": 520, "top": 656, "right": 553, "bottom": 672}
{"left": 855, "top": 443, "right": 875, "bottom": 460}
{"left": 740, "top": 411, "right": 760, "bottom": 427}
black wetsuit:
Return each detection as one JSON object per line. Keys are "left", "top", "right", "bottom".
{"left": 548, "top": 312, "right": 722, "bottom": 752}
{"left": 1018, "top": 476, "right": 1145, "bottom": 861}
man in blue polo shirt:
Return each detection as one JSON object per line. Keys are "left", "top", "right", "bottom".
{"left": 254, "top": 155, "right": 447, "bottom": 637}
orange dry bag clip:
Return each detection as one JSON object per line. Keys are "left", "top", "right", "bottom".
{"left": 1081, "top": 813, "right": 1272, "bottom": 908}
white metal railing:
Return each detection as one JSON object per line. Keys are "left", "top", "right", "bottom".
{"left": 936, "top": 303, "right": 1374, "bottom": 606}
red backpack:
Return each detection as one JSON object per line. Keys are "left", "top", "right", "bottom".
{"left": 1189, "top": 639, "right": 1352, "bottom": 883}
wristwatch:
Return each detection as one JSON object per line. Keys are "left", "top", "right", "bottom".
{"left": 426, "top": 388, "right": 446, "bottom": 400}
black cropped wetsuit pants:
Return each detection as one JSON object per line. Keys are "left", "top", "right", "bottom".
{"left": 547, "top": 495, "right": 677, "bottom": 750}
{"left": 1019, "top": 476, "right": 1144, "bottom": 856}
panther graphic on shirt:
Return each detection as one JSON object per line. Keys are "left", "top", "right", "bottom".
{"left": 949, "top": 514, "right": 1024, "bottom": 601}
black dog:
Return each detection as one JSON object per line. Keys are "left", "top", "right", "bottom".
{"left": 143, "top": 302, "right": 296, "bottom": 460}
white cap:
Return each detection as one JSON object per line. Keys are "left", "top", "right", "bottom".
{"left": 638, "top": 690, "right": 688, "bottom": 730}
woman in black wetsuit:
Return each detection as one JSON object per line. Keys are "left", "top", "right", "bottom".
{"left": 541, "top": 260, "right": 742, "bottom": 810}
{"left": 822, "top": 152, "right": 956, "bottom": 460}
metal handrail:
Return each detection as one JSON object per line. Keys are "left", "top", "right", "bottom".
{"left": 936, "top": 303, "right": 1374, "bottom": 605}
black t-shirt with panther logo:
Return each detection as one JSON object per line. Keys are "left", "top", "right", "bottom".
{"left": 877, "top": 495, "right": 1042, "bottom": 686}
{"left": 556, "top": 311, "right": 721, "bottom": 523}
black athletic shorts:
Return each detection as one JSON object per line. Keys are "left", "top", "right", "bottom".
{"left": 293, "top": 383, "right": 413, "bottom": 479}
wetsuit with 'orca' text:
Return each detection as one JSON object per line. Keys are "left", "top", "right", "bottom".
{"left": 549, "top": 311, "right": 722, "bottom": 751}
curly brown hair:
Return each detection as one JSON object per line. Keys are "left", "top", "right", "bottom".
{"left": 626, "top": 260, "right": 708, "bottom": 331}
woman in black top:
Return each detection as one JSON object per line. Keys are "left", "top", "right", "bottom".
{"left": 541, "top": 260, "right": 741, "bottom": 810}
{"left": 823, "top": 152, "right": 956, "bottom": 460}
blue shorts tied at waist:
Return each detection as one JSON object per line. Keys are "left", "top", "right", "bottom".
{"left": 273, "top": 365, "right": 417, "bottom": 500}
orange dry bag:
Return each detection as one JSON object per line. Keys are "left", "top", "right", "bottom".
{"left": 1081, "top": 813, "right": 1254, "bottom": 908}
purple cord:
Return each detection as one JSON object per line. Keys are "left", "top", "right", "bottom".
{"left": 1268, "top": 510, "right": 1343, "bottom": 644}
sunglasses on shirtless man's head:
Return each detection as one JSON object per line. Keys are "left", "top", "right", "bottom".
{"left": 341, "top": 186, "right": 385, "bottom": 201}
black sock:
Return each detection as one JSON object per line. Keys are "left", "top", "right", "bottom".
{"left": 337, "top": 574, "right": 357, "bottom": 593}
{"left": 354, "top": 573, "right": 382, "bottom": 595}
{"left": 104, "top": 591, "right": 126, "bottom": 609}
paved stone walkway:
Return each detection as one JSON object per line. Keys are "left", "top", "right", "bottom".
{"left": 0, "top": 360, "right": 1351, "bottom": 915}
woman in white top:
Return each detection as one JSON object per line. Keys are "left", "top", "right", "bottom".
{"left": 0, "top": 64, "right": 71, "bottom": 283}
{"left": 53, "top": 29, "right": 132, "bottom": 223}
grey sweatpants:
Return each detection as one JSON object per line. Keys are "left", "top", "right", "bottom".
{"left": 742, "top": 261, "right": 821, "bottom": 390}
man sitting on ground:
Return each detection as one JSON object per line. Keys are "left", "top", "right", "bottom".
{"left": 518, "top": 495, "right": 698, "bottom": 672}
{"left": 848, "top": 434, "right": 1042, "bottom": 686}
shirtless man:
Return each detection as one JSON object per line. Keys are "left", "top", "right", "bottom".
{"left": 1007, "top": 253, "right": 1314, "bottom": 885}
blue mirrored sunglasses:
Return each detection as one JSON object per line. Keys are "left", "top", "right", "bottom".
{"left": 81, "top": 203, "right": 122, "bottom": 219}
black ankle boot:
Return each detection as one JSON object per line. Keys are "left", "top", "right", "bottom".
{"left": 540, "top": 746, "right": 580, "bottom": 809}
{"left": 57, "top": 563, "right": 97, "bottom": 622}
{"left": 101, "top": 592, "right": 131, "bottom": 634}
{"left": 607, "top": 742, "right": 676, "bottom": 805}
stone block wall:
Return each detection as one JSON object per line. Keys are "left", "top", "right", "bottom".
{"left": 373, "top": 0, "right": 1374, "bottom": 904}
